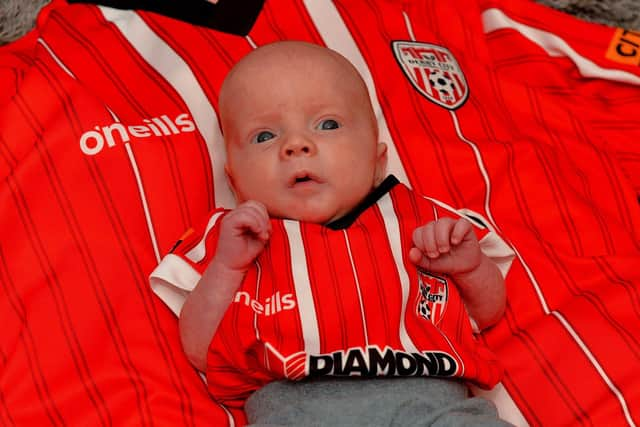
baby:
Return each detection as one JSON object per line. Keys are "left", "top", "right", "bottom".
{"left": 174, "top": 41, "right": 511, "bottom": 426}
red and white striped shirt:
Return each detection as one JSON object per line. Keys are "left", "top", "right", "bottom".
{"left": 151, "top": 177, "right": 513, "bottom": 407}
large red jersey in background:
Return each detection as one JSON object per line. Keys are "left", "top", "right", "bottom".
{"left": 1, "top": 0, "right": 639, "bottom": 426}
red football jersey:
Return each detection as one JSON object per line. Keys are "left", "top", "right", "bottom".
{"left": 2, "top": 0, "right": 640, "bottom": 426}
{"left": 151, "top": 178, "right": 512, "bottom": 407}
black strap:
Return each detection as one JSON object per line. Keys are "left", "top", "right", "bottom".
{"left": 68, "top": 0, "right": 265, "bottom": 36}
{"left": 326, "top": 175, "right": 400, "bottom": 230}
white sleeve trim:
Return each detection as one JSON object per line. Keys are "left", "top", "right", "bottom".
{"left": 478, "top": 231, "right": 515, "bottom": 280}
{"left": 149, "top": 253, "right": 202, "bottom": 316}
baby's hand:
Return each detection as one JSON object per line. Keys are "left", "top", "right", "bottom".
{"left": 409, "top": 217, "right": 481, "bottom": 276}
{"left": 214, "top": 200, "right": 271, "bottom": 272}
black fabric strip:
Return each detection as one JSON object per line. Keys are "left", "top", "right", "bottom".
{"left": 68, "top": 0, "right": 265, "bottom": 36}
{"left": 326, "top": 175, "right": 400, "bottom": 230}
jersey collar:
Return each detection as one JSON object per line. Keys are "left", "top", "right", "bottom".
{"left": 326, "top": 175, "right": 400, "bottom": 230}
{"left": 68, "top": 0, "right": 265, "bottom": 36}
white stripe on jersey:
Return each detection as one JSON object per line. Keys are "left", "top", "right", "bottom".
{"left": 105, "top": 105, "right": 163, "bottom": 264}
{"left": 302, "top": 1, "right": 409, "bottom": 186}
{"left": 37, "top": 38, "right": 76, "bottom": 78}
{"left": 124, "top": 142, "right": 162, "bottom": 263}
{"left": 482, "top": 8, "right": 640, "bottom": 86}
{"left": 376, "top": 193, "right": 418, "bottom": 353}
{"left": 98, "top": 6, "right": 237, "bottom": 209}
{"left": 185, "top": 211, "right": 225, "bottom": 263}
{"left": 253, "top": 260, "right": 263, "bottom": 342}
{"left": 219, "top": 402, "right": 236, "bottom": 427}
{"left": 342, "top": 229, "right": 369, "bottom": 347}
{"left": 283, "top": 220, "right": 320, "bottom": 355}
{"left": 38, "top": 38, "right": 163, "bottom": 264}
{"left": 449, "top": 111, "right": 500, "bottom": 231}
{"left": 245, "top": 35, "right": 258, "bottom": 49}
{"left": 401, "top": 12, "right": 416, "bottom": 42}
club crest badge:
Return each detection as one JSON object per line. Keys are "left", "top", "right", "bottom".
{"left": 392, "top": 41, "right": 469, "bottom": 110}
{"left": 416, "top": 270, "right": 448, "bottom": 326}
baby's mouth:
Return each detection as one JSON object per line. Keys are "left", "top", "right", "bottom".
{"left": 289, "top": 171, "right": 320, "bottom": 187}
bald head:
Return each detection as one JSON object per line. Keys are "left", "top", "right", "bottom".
{"left": 218, "top": 41, "right": 376, "bottom": 136}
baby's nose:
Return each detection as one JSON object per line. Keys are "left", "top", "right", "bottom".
{"left": 282, "top": 135, "right": 316, "bottom": 157}
{"left": 285, "top": 144, "right": 311, "bottom": 156}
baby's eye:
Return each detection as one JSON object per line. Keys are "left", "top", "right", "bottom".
{"left": 317, "top": 119, "right": 340, "bottom": 130}
{"left": 254, "top": 131, "right": 275, "bottom": 144}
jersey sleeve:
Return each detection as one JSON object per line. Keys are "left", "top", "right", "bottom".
{"left": 149, "top": 208, "right": 228, "bottom": 315}
{"left": 420, "top": 195, "right": 515, "bottom": 333}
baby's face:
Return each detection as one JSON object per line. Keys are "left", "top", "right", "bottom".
{"left": 221, "top": 44, "right": 386, "bottom": 224}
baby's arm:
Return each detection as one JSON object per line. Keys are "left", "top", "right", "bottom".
{"left": 179, "top": 200, "right": 271, "bottom": 372}
{"left": 409, "top": 217, "right": 505, "bottom": 330}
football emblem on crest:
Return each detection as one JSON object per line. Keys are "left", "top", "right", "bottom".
{"left": 416, "top": 270, "right": 448, "bottom": 326}
{"left": 392, "top": 41, "right": 469, "bottom": 110}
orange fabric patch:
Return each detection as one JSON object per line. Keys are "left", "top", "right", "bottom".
{"left": 606, "top": 28, "right": 640, "bottom": 66}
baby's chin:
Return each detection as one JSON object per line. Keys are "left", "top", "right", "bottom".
{"left": 272, "top": 207, "right": 343, "bottom": 225}
{"left": 278, "top": 213, "right": 335, "bottom": 225}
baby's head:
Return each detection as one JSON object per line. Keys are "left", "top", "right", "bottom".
{"left": 219, "top": 41, "right": 387, "bottom": 224}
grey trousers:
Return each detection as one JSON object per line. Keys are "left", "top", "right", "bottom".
{"left": 245, "top": 377, "right": 513, "bottom": 427}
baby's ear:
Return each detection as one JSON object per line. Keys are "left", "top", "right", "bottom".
{"left": 374, "top": 142, "right": 388, "bottom": 185}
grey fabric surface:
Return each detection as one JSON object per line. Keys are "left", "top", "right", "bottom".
{"left": 245, "top": 378, "right": 513, "bottom": 427}
{"left": 0, "top": 0, "right": 639, "bottom": 46}
{"left": 0, "top": 0, "right": 51, "bottom": 45}
{"left": 538, "top": 0, "right": 640, "bottom": 30}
